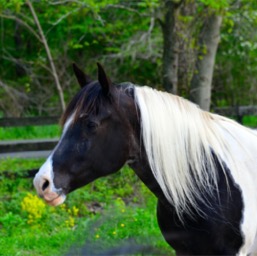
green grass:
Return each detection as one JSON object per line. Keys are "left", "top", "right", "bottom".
{"left": 2, "top": 114, "right": 255, "bottom": 255}
{"left": 0, "top": 125, "right": 61, "bottom": 140}
{"left": 243, "top": 116, "right": 257, "bottom": 128}
{"left": 0, "top": 158, "right": 174, "bottom": 256}
{"left": 0, "top": 124, "right": 173, "bottom": 255}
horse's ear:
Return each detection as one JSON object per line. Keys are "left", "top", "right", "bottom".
{"left": 97, "top": 62, "right": 112, "bottom": 95}
{"left": 72, "top": 63, "right": 92, "bottom": 88}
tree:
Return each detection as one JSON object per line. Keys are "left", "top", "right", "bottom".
{"left": 0, "top": 0, "right": 161, "bottom": 115}
{"left": 26, "top": 0, "right": 66, "bottom": 112}
{"left": 190, "top": 13, "right": 222, "bottom": 111}
{"left": 159, "top": 0, "right": 183, "bottom": 94}
{"left": 213, "top": 0, "right": 257, "bottom": 108}
{"left": 0, "top": 0, "right": 256, "bottom": 117}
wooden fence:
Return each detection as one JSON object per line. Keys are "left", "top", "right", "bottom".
{"left": 214, "top": 106, "right": 257, "bottom": 124}
{"left": 0, "top": 106, "right": 256, "bottom": 155}
{"left": 0, "top": 116, "right": 59, "bottom": 127}
{"left": 0, "top": 116, "right": 59, "bottom": 154}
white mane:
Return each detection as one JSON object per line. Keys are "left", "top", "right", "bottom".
{"left": 134, "top": 86, "right": 257, "bottom": 218}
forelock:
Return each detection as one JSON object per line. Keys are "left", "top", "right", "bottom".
{"left": 60, "top": 82, "right": 103, "bottom": 126}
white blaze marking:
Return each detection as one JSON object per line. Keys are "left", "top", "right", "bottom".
{"left": 33, "top": 155, "right": 54, "bottom": 195}
{"left": 33, "top": 115, "right": 74, "bottom": 205}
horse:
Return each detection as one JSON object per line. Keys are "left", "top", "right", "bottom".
{"left": 33, "top": 63, "right": 257, "bottom": 255}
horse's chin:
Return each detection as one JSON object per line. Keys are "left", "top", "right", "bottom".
{"left": 44, "top": 194, "right": 66, "bottom": 206}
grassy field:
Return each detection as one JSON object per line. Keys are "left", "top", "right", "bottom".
{"left": 0, "top": 158, "right": 174, "bottom": 255}
{"left": 0, "top": 125, "right": 61, "bottom": 140}
{"left": 0, "top": 123, "right": 173, "bottom": 255}
{"left": 0, "top": 114, "right": 256, "bottom": 255}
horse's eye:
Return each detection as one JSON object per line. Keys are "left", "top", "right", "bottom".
{"left": 86, "top": 121, "right": 98, "bottom": 132}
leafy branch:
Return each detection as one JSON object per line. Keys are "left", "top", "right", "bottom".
{"left": 26, "top": 0, "right": 66, "bottom": 112}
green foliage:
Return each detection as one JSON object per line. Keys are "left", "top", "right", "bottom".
{"left": 0, "top": 0, "right": 163, "bottom": 116}
{"left": 0, "top": 0, "right": 25, "bottom": 12}
{"left": 242, "top": 116, "right": 257, "bottom": 128}
{"left": 0, "top": 0, "right": 256, "bottom": 116}
{"left": 213, "top": 1, "right": 257, "bottom": 107}
{"left": 198, "top": 0, "right": 229, "bottom": 11}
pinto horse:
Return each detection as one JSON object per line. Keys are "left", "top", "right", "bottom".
{"left": 34, "top": 63, "right": 257, "bottom": 255}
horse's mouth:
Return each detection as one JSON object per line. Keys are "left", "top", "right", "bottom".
{"left": 44, "top": 193, "right": 66, "bottom": 206}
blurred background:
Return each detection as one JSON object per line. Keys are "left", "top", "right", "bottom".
{"left": 0, "top": 1, "right": 256, "bottom": 255}
{"left": 0, "top": 0, "right": 256, "bottom": 117}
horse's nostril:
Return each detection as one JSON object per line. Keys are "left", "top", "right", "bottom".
{"left": 42, "top": 180, "right": 50, "bottom": 191}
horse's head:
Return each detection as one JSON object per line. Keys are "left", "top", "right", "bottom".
{"left": 33, "top": 63, "right": 137, "bottom": 206}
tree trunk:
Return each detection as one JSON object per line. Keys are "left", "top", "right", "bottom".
{"left": 190, "top": 14, "right": 222, "bottom": 111}
{"left": 26, "top": 0, "right": 66, "bottom": 112}
{"left": 14, "top": 21, "right": 26, "bottom": 77}
{"left": 161, "top": 1, "right": 182, "bottom": 94}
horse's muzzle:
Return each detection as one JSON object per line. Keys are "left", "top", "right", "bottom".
{"left": 33, "top": 172, "right": 66, "bottom": 206}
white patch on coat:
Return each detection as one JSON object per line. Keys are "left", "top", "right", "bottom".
{"left": 217, "top": 121, "right": 257, "bottom": 255}
{"left": 134, "top": 86, "right": 257, "bottom": 254}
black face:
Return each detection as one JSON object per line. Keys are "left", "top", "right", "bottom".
{"left": 50, "top": 64, "right": 136, "bottom": 195}
{"left": 52, "top": 96, "right": 130, "bottom": 194}
{"left": 33, "top": 64, "right": 137, "bottom": 206}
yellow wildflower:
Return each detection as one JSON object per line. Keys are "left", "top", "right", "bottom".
{"left": 60, "top": 204, "right": 66, "bottom": 210}
{"left": 68, "top": 206, "right": 79, "bottom": 216}
{"left": 65, "top": 216, "right": 75, "bottom": 228}
{"left": 21, "top": 193, "right": 46, "bottom": 224}
{"left": 72, "top": 206, "right": 79, "bottom": 216}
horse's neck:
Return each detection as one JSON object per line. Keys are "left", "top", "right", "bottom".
{"left": 129, "top": 157, "right": 167, "bottom": 201}
{"left": 122, "top": 87, "right": 170, "bottom": 205}
{"left": 128, "top": 137, "right": 168, "bottom": 205}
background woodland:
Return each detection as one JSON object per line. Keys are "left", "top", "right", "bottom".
{"left": 0, "top": 0, "right": 256, "bottom": 116}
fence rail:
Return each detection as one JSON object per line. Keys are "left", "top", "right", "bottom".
{"left": 0, "top": 116, "right": 59, "bottom": 127}
{"left": 213, "top": 106, "right": 257, "bottom": 123}
{"left": 214, "top": 106, "right": 257, "bottom": 116}
{"left": 0, "top": 116, "right": 59, "bottom": 156}
{"left": 0, "top": 107, "right": 256, "bottom": 156}
{"left": 0, "top": 139, "right": 58, "bottom": 153}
